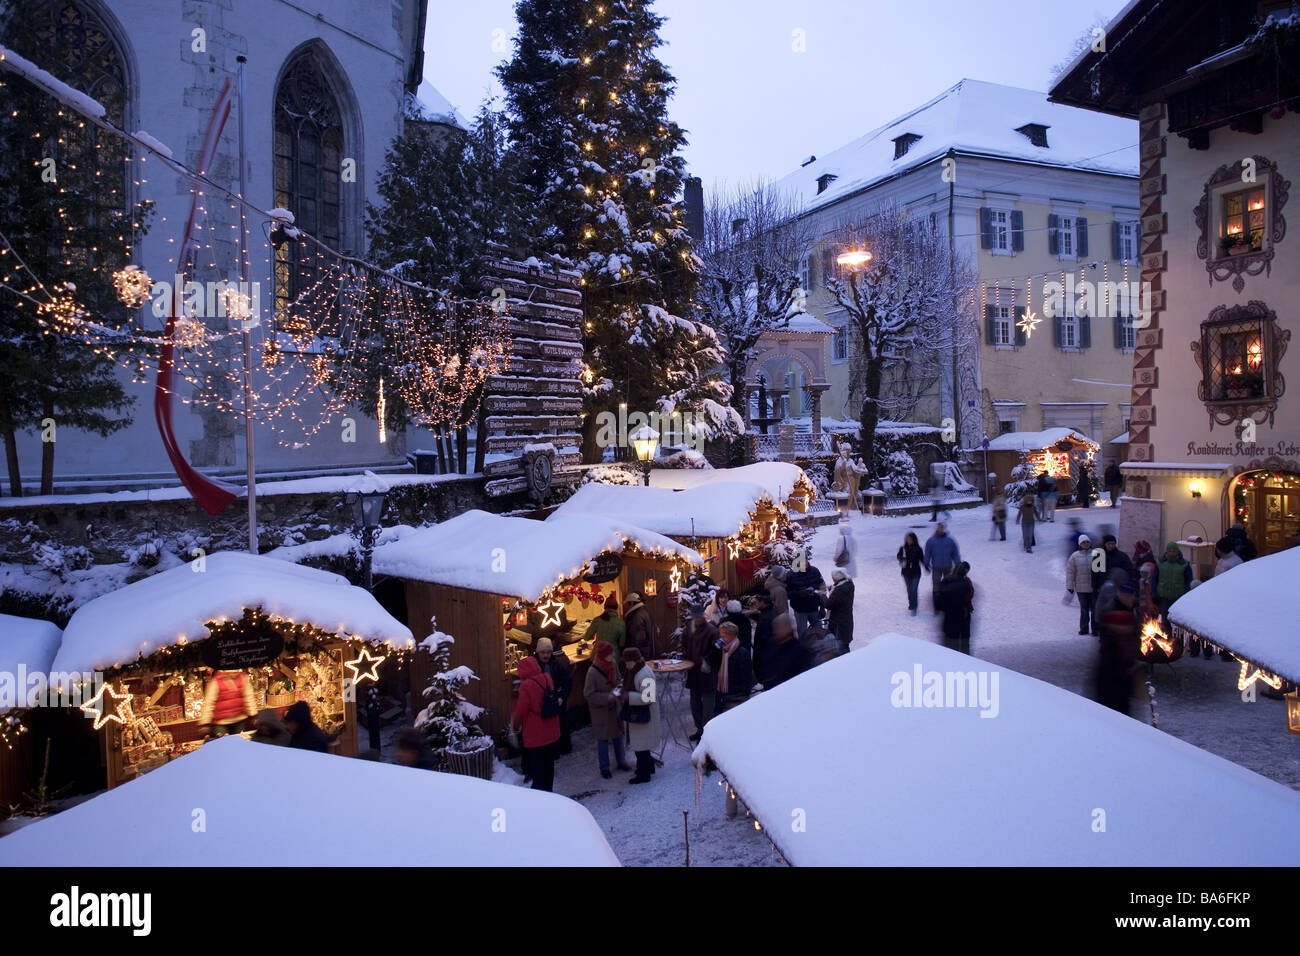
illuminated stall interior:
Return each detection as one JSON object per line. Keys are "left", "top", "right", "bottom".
{"left": 372, "top": 510, "right": 703, "bottom": 735}
{"left": 981, "top": 428, "right": 1100, "bottom": 499}
{"left": 49, "top": 553, "right": 414, "bottom": 789}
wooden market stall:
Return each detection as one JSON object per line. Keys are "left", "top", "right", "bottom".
{"left": 49, "top": 552, "right": 414, "bottom": 789}
{"left": 980, "top": 428, "right": 1100, "bottom": 500}
{"left": 548, "top": 480, "right": 787, "bottom": 601}
{"left": 372, "top": 509, "right": 703, "bottom": 736}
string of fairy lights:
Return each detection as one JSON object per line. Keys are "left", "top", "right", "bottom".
{"left": 976, "top": 259, "right": 1142, "bottom": 341}
{"left": 0, "top": 66, "right": 511, "bottom": 447}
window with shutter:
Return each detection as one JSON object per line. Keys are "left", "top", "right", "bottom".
{"left": 1014, "top": 307, "right": 1027, "bottom": 347}
{"left": 1076, "top": 217, "right": 1089, "bottom": 257}
{"left": 985, "top": 304, "right": 996, "bottom": 344}
{"left": 1079, "top": 314, "right": 1091, "bottom": 348}
{"left": 980, "top": 207, "right": 993, "bottom": 249}
{"left": 1048, "top": 214, "right": 1060, "bottom": 255}
{"left": 1011, "top": 210, "right": 1024, "bottom": 252}
{"left": 821, "top": 248, "right": 835, "bottom": 284}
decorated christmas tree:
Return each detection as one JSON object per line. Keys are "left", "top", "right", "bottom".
{"left": 414, "top": 620, "right": 489, "bottom": 755}
{"left": 498, "top": 0, "right": 740, "bottom": 461}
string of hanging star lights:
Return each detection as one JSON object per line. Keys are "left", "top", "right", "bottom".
{"left": 0, "top": 43, "right": 511, "bottom": 446}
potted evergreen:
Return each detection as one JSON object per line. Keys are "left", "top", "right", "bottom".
{"left": 415, "top": 620, "right": 493, "bottom": 779}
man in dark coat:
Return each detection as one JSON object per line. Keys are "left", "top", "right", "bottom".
{"left": 785, "top": 563, "right": 826, "bottom": 638}
{"left": 1092, "top": 533, "right": 1134, "bottom": 592}
{"left": 750, "top": 593, "right": 775, "bottom": 684}
{"left": 722, "top": 600, "right": 752, "bottom": 649}
{"left": 820, "top": 570, "right": 855, "bottom": 653}
{"left": 1077, "top": 466, "right": 1094, "bottom": 507}
{"left": 681, "top": 604, "right": 719, "bottom": 741}
{"left": 761, "top": 613, "right": 811, "bottom": 689}
{"left": 1226, "top": 523, "right": 1258, "bottom": 562}
{"left": 1104, "top": 461, "right": 1123, "bottom": 507}
{"left": 623, "top": 592, "right": 656, "bottom": 658}
{"left": 283, "top": 701, "right": 329, "bottom": 753}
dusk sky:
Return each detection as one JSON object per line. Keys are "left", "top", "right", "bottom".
{"left": 423, "top": 0, "right": 1128, "bottom": 193}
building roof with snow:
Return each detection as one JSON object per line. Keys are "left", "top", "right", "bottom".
{"left": 647, "top": 462, "right": 810, "bottom": 506}
{"left": 692, "top": 633, "right": 1300, "bottom": 865}
{"left": 775, "top": 79, "right": 1138, "bottom": 215}
{"left": 984, "top": 427, "right": 1098, "bottom": 453}
{"left": 372, "top": 510, "right": 702, "bottom": 602}
{"left": 407, "top": 78, "right": 468, "bottom": 128}
{"left": 0, "top": 614, "right": 62, "bottom": 712}
{"left": 1170, "top": 547, "right": 1300, "bottom": 685}
{"left": 51, "top": 552, "right": 414, "bottom": 674}
{"left": 549, "top": 481, "right": 772, "bottom": 540}
{"left": 0, "top": 736, "right": 619, "bottom": 866}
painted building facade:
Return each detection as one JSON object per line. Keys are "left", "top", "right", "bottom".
{"left": 1053, "top": 0, "right": 1300, "bottom": 558}
{"left": 773, "top": 79, "right": 1139, "bottom": 464}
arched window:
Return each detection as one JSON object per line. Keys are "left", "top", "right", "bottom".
{"left": 30, "top": 0, "right": 127, "bottom": 121}
{"left": 273, "top": 51, "right": 345, "bottom": 322}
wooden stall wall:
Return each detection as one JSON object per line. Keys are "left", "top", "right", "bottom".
{"left": 620, "top": 556, "right": 680, "bottom": 656}
{"left": 406, "top": 582, "right": 512, "bottom": 735}
{"left": 0, "top": 728, "right": 31, "bottom": 817}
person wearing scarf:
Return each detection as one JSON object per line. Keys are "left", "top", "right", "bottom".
{"left": 714, "top": 621, "right": 754, "bottom": 715}
{"left": 583, "top": 640, "right": 631, "bottom": 778}
{"left": 621, "top": 647, "right": 659, "bottom": 784}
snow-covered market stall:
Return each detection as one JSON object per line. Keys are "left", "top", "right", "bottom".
{"left": 0, "top": 614, "right": 63, "bottom": 810}
{"left": 371, "top": 509, "right": 703, "bottom": 735}
{"left": 980, "top": 428, "right": 1099, "bottom": 499}
{"left": 548, "top": 479, "right": 788, "bottom": 603}
{"left": 648, "top": 462, "right": 815, "bottom": 512}
{"left": 0, "top": 736, "right": 618, "bottom": 866}
{"left": 49, "top": 553, "right": 414, "bottom": 789}
{"left": 692, "top": 633, "right": 1300, "bottom": 865}
{"left": 1170, "top": 547, "right": 1300, "bottom": 734}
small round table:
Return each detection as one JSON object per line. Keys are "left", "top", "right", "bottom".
{"left": 648, "top": 658, "right": 693, "bottom": 762}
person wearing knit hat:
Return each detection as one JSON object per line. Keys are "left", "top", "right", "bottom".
{"left": 623, "top": 591, "right": 656, "bottom": 659}
{"left": 1092, "top": 532, "right": 1133, "bottom": 593}
{"left": 582, "top": 591, "right": 627, "bottom": 658}
{"left": 1065, "top": 533, "right": 1098, "bottom": 635}
{"left": 621, "top": 647, "right": 659, "bottom": 784}
{"left": 533, "top": 637, "right": 574, "bottom": 756}
{"left": 583, "top": 640, "right": 631, "bottom": 778}
{"left": 821, "top": 568, "right": 855, "bottom": 654}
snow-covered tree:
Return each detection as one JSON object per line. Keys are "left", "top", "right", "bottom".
{"left": 882, "top": 451, "right": 919, "bottom": 497}
{"left": 696, "top": 182, "right": 812, "bottom": 419}
{"left": 365, "top": 104, "right": 520, "bottom": 473}
{"left": 824, "top": 203, "right": 975, "bottom": 480}
{"left": 414, "top": 621, "right": 489, "bottom": 756}
{"left": 498, "top": 0, "right": 740, "bottom": 461}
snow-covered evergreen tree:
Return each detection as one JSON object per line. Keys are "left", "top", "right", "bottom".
{"left": 415, "top": 621, "right": 489, "bottom": 754}
{"left": 498, "top": 0, "right": 740, "bottom": 461}
{"left": 882, "top": 451, "right": 919, "bottom": 496}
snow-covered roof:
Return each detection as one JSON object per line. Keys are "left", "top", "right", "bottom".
{"left": 372, "top": 510, "right": 702, "bottom": 602}
{"left": 1170, "top": 547, "right": 1300, "bottom": 684}
{"left": 775, "top": 79, "right": 1138, "bottom": 215}
{"left": 549, "top": 481, "right": 770, "bottom": 539}
{"left": 693, "top": 633, "right": 1300, "bottom": 865}
{"left": 52, "top": 552, "right": 414, "bottom": 674}
{"left": 0, "top": 736, "right": 618, "bottom": 866}
{"left": 0, "top": 615, "right": 62, "bottom": 711}
{"left": 782, "top": 313, "right": 834, "bottom": 334}
{"left": 984, "top": 427, "right": 1098, "bottom": 452}
{"left": 408, "top": 79, "right": 468, "bottom": 128}
{"left": 648, "top": 462, "right": 810, "bottom": 505}
{"left": 1108, "top": 431, "right": 1130, "bottom": 445}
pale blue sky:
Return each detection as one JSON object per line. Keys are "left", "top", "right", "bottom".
{"left": 423, "top": 0, "right": 1126, "bottom": 190}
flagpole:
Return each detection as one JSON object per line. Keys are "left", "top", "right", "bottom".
{"left": 236, "top": 55, "right": 257, "bottom": 553}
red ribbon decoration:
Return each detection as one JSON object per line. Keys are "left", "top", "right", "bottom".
{"left": 154, "top": 77, "right": 239, "bottom": 515}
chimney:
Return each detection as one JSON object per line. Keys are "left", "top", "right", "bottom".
{"left": 683, "top": 176, "right": 704, "bottom": 243}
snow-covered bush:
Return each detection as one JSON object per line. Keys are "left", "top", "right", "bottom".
{"left": 581, "top": 462, "right": 642, "bottom": 486}
{"left": 658, "top": 449, "right": 711, "bottom": 469}
{"left": 1005, "top": 457, "right": 1036, "bottom": 504}
{"left": 34, "top": 543, "right": 92, "bottom": 577}
{"left": 803, "top": 462, "right": 831, "bottom": 498}
{"left": 882, "top": 451, "right": 918, "bottom": 496}
{"left": 415, "top": 620, "right": 489, "bottom": 755}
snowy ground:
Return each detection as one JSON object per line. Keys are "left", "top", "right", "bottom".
{"left": 531, "top": 499, "right": 1299, "bottom": 865}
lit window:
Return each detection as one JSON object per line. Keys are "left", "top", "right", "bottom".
{"left": 1218, "top": 186, "right": 1267, "bottom": 257}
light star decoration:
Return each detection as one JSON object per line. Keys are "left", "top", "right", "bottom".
{"left": 668, "top": 565, "right": 681, "bottom": 593}
{"left": 1016, "top": 308, "right": 1042, "bottom": 339}
{"left": 727, "top": 538, "right": 741, "bottom": 560}
{"left": 344, "top": 647, "right": 386, "bottom": 684}
{"left": 79, "top": 682, "right": 134, "bottom": 731}
{"left": 1236, "top": 658, "right": 1283, "bottom": 691}
{"left": 536, "top": 598, "right": 565, "bottom": 628}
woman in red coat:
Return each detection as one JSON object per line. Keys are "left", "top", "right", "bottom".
{"left": 511, "top": 656, "right": 561, "bottom": 792}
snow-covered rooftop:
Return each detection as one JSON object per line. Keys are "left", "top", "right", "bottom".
{"left": 648, "top": 462, "right": 810, "bottom": 505}
{"left": 0, "top": 614, "right": 62, "bottom": 711}
{"left": 409, "top": 79, "right": 468, "bottom": 128}
{"left": 549, "top": 481, "right": 771, "bottom": 539}
{"left": 782, "top": 313, "right": 834, "bottom": 333}
{"left": 775, "top": 79, "right": 1138, "bottom": 215}
{"left": 693, "top": 633, "right": 1300, "bottom": 865}
{"left": 0, "top": 736, "right": 618, "bottom": 866}
{"left": 52, "top": 552, "right": 414, "bottom": 674}
{"left": 372, "top": 510, "right": 702, "bottom": 602}
{"left": 984, "top": 427, "right": 1097, "bottom": 452}
{"left": 1170, "top": 547, "right": 1300, "bottom": 685}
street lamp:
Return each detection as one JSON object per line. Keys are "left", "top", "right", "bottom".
{"left": 836, "top": 249, "right": 873, "bottom": 269}
{"left": 630, "top": 424, "right": 659, "bottom": 486}
{"left": 346, "top": 483, "right": 388, "bottom": 590}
